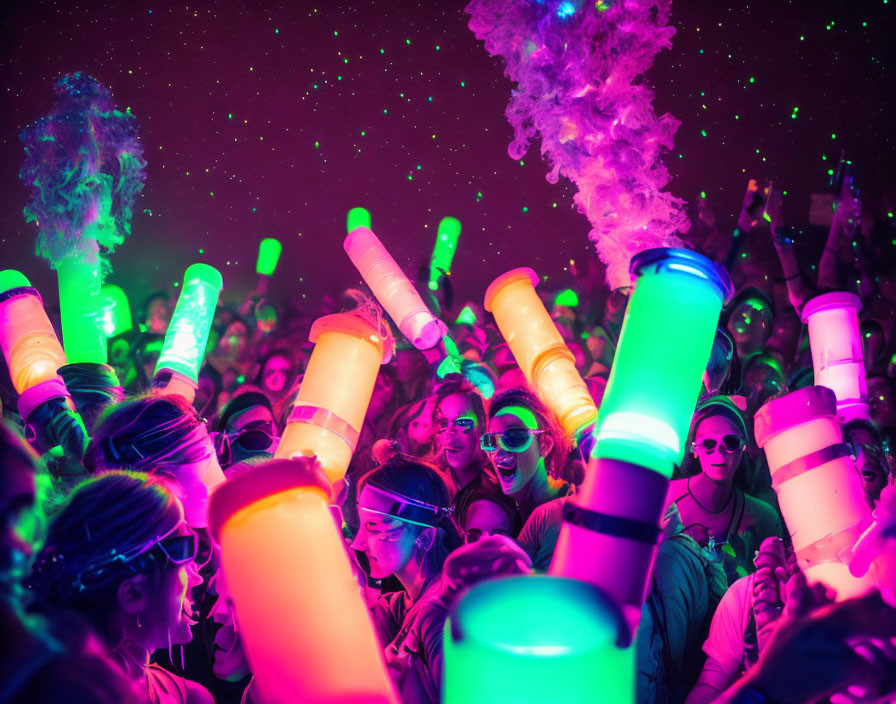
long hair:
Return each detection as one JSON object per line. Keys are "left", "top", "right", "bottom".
{"left": 357, "top": 456, "right": 461, "bottom": 581}
{"left": 28, "top": 470, "right": 182, "bottom": 642}
{"left": 487, "top": 387, "right": 570, "bottom": 478}
{"left": 83, "top": 394, "right": 214, "bottom": 480}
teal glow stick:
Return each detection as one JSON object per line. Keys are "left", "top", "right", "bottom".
{"left": 592, "top": 249, "right": 732, "bottom": 477}
{"left": 256, "top": 238, "right": 282, "bottom": 276}
{"left": 443, "top": 575, "right": 633, "bottom": 704}
{"left": 428, "top": 216, "right": 461, "bottom": 291}
{"left": 99, "top": 284, "right": 132, "bottom": 338}
{"left": 57, "top": 258, "right": 107, "bottom": 364}
{"left": 346, "top": 207, "right": 372, "bottom": 233}
{"left": 155, "top": 264, "right": 223, "bottom": 384}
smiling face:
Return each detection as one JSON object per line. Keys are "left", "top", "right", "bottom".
{"left": 351, "top": 485, "right": 421, "bottom": 579}
{"left": 848, "top": 427, "right": 889, "bottom": 504}
{"left": 435, "top": 393, "right": 481, "bottom": 473}
{"left": 486, "top": 411, "right": 546, "bottom": 496}
{"left": 693, "top": 414, "right": 745, "bottom": 483}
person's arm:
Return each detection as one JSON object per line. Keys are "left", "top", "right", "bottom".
{"left": 817, "top": 184, "right": 861, "bottom": 292}
{"left": 765, "top": 183, "right": 813, "bottom": 313}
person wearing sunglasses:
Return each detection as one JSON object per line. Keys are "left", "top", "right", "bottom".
{"left": 483, "top": 388, "right": 573, "bottom": 571}
{"left": 27, "top": 470, "right": 212, "bottom": 704}
{"left": 350, "top": 455, "right": 461, "bottom": 704}
{"left": 431, "top": 378, "right": 489, "bottom": 498}
{"left": 211, "top": 390, "right": 280, "bottom": 470}
{"left": 671, "top": 396, "right": 782, "bottom": 587}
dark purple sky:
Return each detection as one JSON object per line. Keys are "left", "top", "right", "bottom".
{"left": 1, "top": 0, "right": 893, "bottom": 315}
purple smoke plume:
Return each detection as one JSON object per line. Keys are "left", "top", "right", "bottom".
{"left": 467, "top": 0, "right": 688, "bottom": 289}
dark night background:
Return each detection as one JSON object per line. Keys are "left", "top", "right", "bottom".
{"left": 1, "top": 0, "right": 893, "bottom": 314}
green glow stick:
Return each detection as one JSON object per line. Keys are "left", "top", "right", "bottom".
{"left": 346, "top": 207, "right": 372, "bottom": 233}
{"left": 443, "top": 575, "right": 633, "bottom": 704}
{"left": 99, "top": 284, "right": 132, "bottom": 338}
{"left": 428, "top": 216, "right": 461, "bottom": 291}
{"left": 593, "top": 249, "right": 732, "bottom": 477}
{"left": 554, "top": 289, "right": 579, "bottom": 308}
{"left": 455, "top": 305, "right": 477, "bottom": 325}
{"left": 155, "top": 263, "right": 223, "bottom": 383}
{"left": 57, "top": 258, "right": 107, "bottom": 364}
{"left": 256, "top": 238, "right": 283, "bottom": 276}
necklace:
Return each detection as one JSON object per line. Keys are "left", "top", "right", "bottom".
{"left": 687, "top": 476, "right": 735, "bottom": 516}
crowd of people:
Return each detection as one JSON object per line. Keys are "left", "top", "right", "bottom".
{"left": 2, "top": 178, "right": 896, "bottom": 704}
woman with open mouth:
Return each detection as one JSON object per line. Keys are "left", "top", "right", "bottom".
{"left": 482, "top": 387, "right": 573, "bottom": 570}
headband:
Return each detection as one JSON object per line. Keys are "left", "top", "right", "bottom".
{"left": 359, "top": 481, "right": 453, "bottom": 528}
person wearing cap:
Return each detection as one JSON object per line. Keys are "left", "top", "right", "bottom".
{"left": 210, "top": 389, "right": 279, "bottom": 470}
{"left": 670, "top": 396, "right": 783, "bottom": 587}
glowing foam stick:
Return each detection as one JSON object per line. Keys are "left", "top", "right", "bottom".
{"left": 554, "top": 289, "right": 580, "bottom": 308}
{"left": 428, "top": 216, "right": 461, "bottom": 291}
{"left": 344, "top": 226, "right": 446, "bottom": 350}
{"left": 99, "top": 284, "right": 132, "bottom": 338}
{"left": 550, "top": 248, "right": 731, "bottom": 633}
{"left": 754, "top": 386, "right": 875, "bottom": 599}
{"left": 255, "top": 238, "right": 283, "bottom": 276}
{"left": 800, "top": 292, "right": 869, "bottom": 421}
{"left": 484, "top": 267, "right": 597, "bottom": 438}
{"left": 57, "top": 258, "right": 107, "bottom": 364}
{"left": 209, "top": 459, "right": 398, "bottom": 704}
{"left": 154, "top": 264, "right": 222, "bottom": 400}
{"left": 443, "top": 575, "right": 633, "bottom": 704}
{"left": 346, "top": 207, "right": 372, "bottom": 233}
{"left": 0, "top": 270, "right": 68, "bottom": 393}
{"left": 275, "top": 312, "right": 389, "bottom": 484}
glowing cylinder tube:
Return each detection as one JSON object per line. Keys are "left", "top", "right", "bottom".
{"left": 209, "top": 459, "right": 398, "bottom": 704}
{"left": 256, "top": 238, "right": 283, "bottom": 276}
{"left": 344, "top": 226, "right": 446, "bottom": 350}
{"left": 154, "top": 264, "right": 223, "bottom": 402}
{"left": 57, "top": 257, "right": 107, "bottom": 364}
{"left": 754, "top": 386, "right": 876, "bottom": 599}
{"left": 346, "top": 207, "right": 372, "bottom": 233}
{"left": 443, "top": 575, "right": 633, "bottom": 704}
{"left": 428, "top": 216, "right": 461, "bottom": 291}
{"left": 550, "top": 249, "right": 732, "bottom": 633}
{"left": 0, "top": 270, "right": 68, "bottom": 393}
{"left": 484, "top": 267, "right": 597, "bottom": 438}
{"left": 99, "top": 284, "right": 133, "bottom": 338}
{"left": 274, "top": 312, "right": 389, "bottom": 484}
{"left": 800, "top": 292, "right": 869, "bottom": 422}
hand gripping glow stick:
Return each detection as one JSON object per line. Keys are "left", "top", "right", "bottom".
{"left": 428, "top": 216, "right": 461, "bottom": 291}
{"left": 57, "top": 257, "right": 107, "bottom": 363}
{"left": 550, "top": 248, "right": 732, "bottom": 634}
{"left": 800, "top": 292, "right": 869, "bottom": 422}
{"left": 347, "top": 207, "right": 372, "bottom": 233}
{"left": 153, "top": 264, "right": 223, "bottom": 402}
{"left": 484, "top": 267, "right": 597, "bottom": 438}
{"left": 754, "top": 386, "right": 876, "bottom": 599}
{"left": 99, "top": 284, "right": 132, "bottom": 338}
{"left": 209, "top": 459, "right": 398, "bottom": 704}
{"left": 344, "top": 226, "right": 447, "bottom": 350}
{"left": 0, "top": 270, "right": 68, "bottom": 393}
{"left": 256, "top": 238, "right": 282, "bottom": 277}
{"left": 443, "top": 575, "right": 634, "bottom": 704}
{"left": 275, "top": 312, "right": 390, "bottom": 484}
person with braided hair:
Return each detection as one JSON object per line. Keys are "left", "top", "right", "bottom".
{"left": 350, "top": 453, "right": 462, "bottom": 704}
{"left": 27, "top": 471, "right": 212, "bottom": 704}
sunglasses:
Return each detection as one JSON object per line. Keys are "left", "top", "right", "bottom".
{"left": 480, "top": 428, "right": 545, "bottom": 453}
{"left": 154, "top": 531, "right": 199, "bottom": 566}
{"left": 694, "top": 434, "right": 745, "bottom": 454}
{"left": 436, "top": 417, "right": 477, "bottom": 434}
{"left": 212, "top": 422, "right": 277, "bottom": 465}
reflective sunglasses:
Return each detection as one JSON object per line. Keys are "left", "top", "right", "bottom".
{"left": 212, "top": 422, "right": 277, "bottom": 465}
{"left": 154, "top": 531, "right": 199, "bottom": 566}
{"left": 480, "top": 428, "right": 545, "bottom": 453}
{"left": 436, "top": 417, "right": 477, "bottom": 434}
{"left": 694, "top": 434, "right": 745, "bottom": 454}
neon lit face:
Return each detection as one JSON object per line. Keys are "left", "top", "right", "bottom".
{"left": 208, "top": 565, "right": 250, "bottom": 682}
{"left": 727, "top": 298, "right": 772, "bottom": 352}
{"left": 848, "top": 427, "right": 888, "bottom": 505}
{"left": 463, "top": 500, "right": 514, "bottom": 538}
{"left": 693, "top": 414, "right": 744, "bottom": 483}
{"left": 261, "top": 354, "right": 292, "bottom": 393}
{"left": 407, "top": 397, "right": 435, "bottom": 450}
{"left": 487, "top": 408, "right": 546, "bottom": 496}
{"left": 351, "top": 485, "right": 420, "bottom": 579}
{"left": 0, "top": 453, "right": 38, "bottom": 597}
{"left": 435, "top": 393, "right": 480, "bottom": 473}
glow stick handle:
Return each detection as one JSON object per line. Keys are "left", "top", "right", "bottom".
{"left": 155, "top": 264, "right": 222, "bottom": 384}
{"left": 57, "top": 257, "right": 107, "bottom": 364}
{"left": 429, "top": 216, "right": 461, "bottom": 291}
{"left": 256, "top": 238, "right": 282, "bottom": 276}
{"left": 344, "top": 226, "right": 445, "bottom": 350}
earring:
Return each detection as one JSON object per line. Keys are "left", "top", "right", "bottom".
{"left": 136, "top": 614, "right": 142, "bottom": 629}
